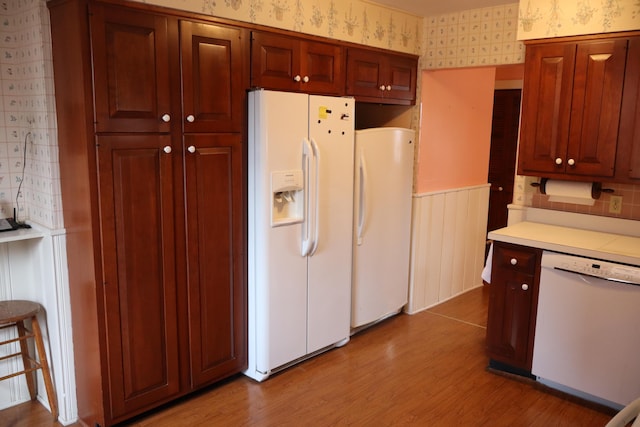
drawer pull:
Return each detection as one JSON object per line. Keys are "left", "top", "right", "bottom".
{"left": 510, "top": 258, "right": 518, "bottom": 266}
{"left": 522, "top": 284, "right": 529, "bottom": 291}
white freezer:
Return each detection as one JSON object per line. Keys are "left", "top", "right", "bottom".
{"left": 351, "top": 127, "right": 415, "bottom": 329}
{"left": 246, "top": 90, "right": 354, "bottom": 381}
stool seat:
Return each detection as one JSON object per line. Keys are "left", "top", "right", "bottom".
{"left": 0, "top": 300, "right": 57, "bottom": 420}
{"left": 0, "top": 300, "right": 42, "bottom": 324}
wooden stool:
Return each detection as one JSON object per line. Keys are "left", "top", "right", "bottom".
{"left": 0, "top": 300, "right": 58, "bottom": 420}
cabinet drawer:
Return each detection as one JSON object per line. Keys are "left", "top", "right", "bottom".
{"left": 493, "top": 243, "right": 538, "bottom": 275}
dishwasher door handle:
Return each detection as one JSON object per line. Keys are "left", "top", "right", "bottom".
{"left": 552, "top": 267, "right": 640, "bottom": 286}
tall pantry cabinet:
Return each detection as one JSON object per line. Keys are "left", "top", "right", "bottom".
{"left": 48, "top": 0, "right": 247, "bottom": 425}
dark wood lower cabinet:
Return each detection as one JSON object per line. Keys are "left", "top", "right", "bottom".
{"left": 184, "top": 134, "right": 246, "bottom": 388}
{"left": 486, "top": 242, "right": 541, "bottom": 374}
{"left": 97, "top": 135, "right": 181, "bottom": 419}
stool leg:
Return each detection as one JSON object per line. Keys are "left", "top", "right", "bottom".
{"left": 16, "top": 320, "right": 37, "bottom": 400}
{"left": 31, "top": 316, "right": 58, "bottom": 421}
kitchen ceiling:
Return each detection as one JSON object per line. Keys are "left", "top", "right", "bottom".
{"left": 371, "top": 0, "right": 517, "bottom": 16}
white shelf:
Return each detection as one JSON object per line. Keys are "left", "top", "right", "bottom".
{"left": 0, "top": 228, "right": 45, "bottom": 244}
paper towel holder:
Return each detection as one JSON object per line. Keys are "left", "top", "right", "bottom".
{"left": 531, "top": 178, "right": 614, "bottom": 198}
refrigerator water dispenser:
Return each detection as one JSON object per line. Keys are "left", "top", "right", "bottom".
{"left": 271, "top": 170, "right": 303, "bottom": 226}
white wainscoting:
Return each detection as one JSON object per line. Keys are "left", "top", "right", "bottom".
{"left": 407, "top": 184, "right": 490, "bottom": 314}
{"left": 0, "top": 226, "right": 77, "bottom": 425}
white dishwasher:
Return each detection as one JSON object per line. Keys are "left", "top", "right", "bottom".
{"left": 533, "top": 251, "right": 640, "bottom": 409}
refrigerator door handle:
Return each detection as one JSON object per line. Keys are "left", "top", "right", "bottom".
{"left": 301, "top": 137, "right": 313, "bottom": 256}
{"left": 308, "top": 137, "right": 320, "bottom": 256}
{"left": 356, "top": 152, "right": 368, "bottom": 245}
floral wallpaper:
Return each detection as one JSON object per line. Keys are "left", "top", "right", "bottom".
{"left": 139, "top": 0, "right": 423, "bottom": 55}
{"left": 0, "top": 0, "right": 61, "bottom": 228}
{"left": 518, "top": 0, "right": 640, "bottom": 39}
{"left": 422, "top": 3, "right": 524, "bottom": 69}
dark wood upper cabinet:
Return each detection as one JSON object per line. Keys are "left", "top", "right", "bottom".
{"left": 518, "top": 35, "right": 634, "bottom": 182}
{"left": 346, "top": 48, "right": 417, "bottom": 105}
{"left": 617, "top": 36, "right": 640, "bottom": 182}
{"left": 251, "top": 31, "right": 344, "bottom": 95}
{"left": 181, "top": 21, "right": 245, "bottom": 133}
{"left": 568, "top": 39, "right": 626, "bottom": 177}
{"left": 517, "top": 42, "right": 575, "bottom": 176}
{"left": 91, "top": 6, "right": 171, "bottom": 133}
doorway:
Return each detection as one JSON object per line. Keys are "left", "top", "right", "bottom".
{"left": 486, "top": 88, "right": 521, "bottom": 233}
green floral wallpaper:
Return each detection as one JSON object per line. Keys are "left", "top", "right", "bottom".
{"left": 137, "top": 0, "right": 423, "bottom": 54}
{"left": 518, "top": 0, "right": 640, "bottom": 39}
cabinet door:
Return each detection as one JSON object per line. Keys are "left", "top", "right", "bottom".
{"left": 97, "top": 134, "right": 180, "bottom": 419}
{"left": 385, "top": 54, "right": 417, "bottom": 102}
{"left": 91, "top": 5, "right": 171, "bottom": 133}
{"left": 346, "top": 48, "right": 417, "bottom": 104}
{"left": 250, "top": 32, "right": 300, "bottom": 91}
{"left": 567, "top": 39, "right": 627, "bottom": 177}
{"left": 181, "top": 22, "right": 246, "bottom": 133}
{"left": 346, "top": 48, "right": 384, "bottom": 99}
{"left": 518, "top": 42, "right": 576, "bottom": 175}
{"left": 183, "top": 134, "right": 246, "bottom": 387}
{"left": 616, "top": 37, "right": 640, "bottom": 181}
{"left": 486, "top": 243, "right": 540, "bottom": 371}
{"left": 300, "top": 41, "right": 344, "bottom": 95}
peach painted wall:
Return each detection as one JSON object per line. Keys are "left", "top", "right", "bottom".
{"left": 415, "top": 67, "right": 496, "bottom": 193}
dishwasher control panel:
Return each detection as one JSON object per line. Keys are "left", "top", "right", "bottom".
{"left": 541, "top": 252, "right": 640, "bottom": 286}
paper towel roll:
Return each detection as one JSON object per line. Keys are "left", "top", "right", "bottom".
{"left": 541, "top": 179, "right": 599, "bottom": 206}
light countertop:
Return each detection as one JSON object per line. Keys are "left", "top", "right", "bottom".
{"left": 488, "top": 221, "right": 640, "bottom": 266}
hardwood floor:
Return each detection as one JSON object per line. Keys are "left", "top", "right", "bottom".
{"left": 0, "top": 285, "right": 615, "bottom": 426}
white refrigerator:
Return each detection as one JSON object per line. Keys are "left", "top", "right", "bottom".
{"left": 351, "top": 127, "right": 415, "bottom": 330}
{"left": 245, "top": 89, "right": 355, "bottom": 381}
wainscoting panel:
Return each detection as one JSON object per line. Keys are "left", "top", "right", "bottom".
{"left": 0, "top": 228, "right": 77, "bottom": 424}
{"left": 407, "top": 184, "right": 490, "bottom": 314}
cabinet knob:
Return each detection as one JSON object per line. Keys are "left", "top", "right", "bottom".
{"left": 187, "top": 145, "right": 196, "bottom": 154}
{"left": 294, "top": 75, "right": 302, "bottom": 82}
{"left": 161, "top": 114, "right": 171, "bottom": 123}
{"left": 567, "top": 158, "right": 575, "bottom": 166}
{"left": 555, "top": 157, "right": 563, "bottom": 165}
{"left": 522, "top": 284, "right": 529, "bottom": 291}
{"left": 186, "top": 115, "right": 195, "bottom": 123}
{"left": 510, "top": 258, "right": 518, "bottom": 266}
{"left": 303, "top": 75, "right": 310, "bottom": 83}
{"left": 163, "top": 146, "right": 172, "bottom": 154}
{"left": 379, "top": 85, "right": 386, "bottom": 91}
{"left": 386, "top": 85, "right": 391, "bottom": 91}
{"left": 498, "top": 186, "right": 504, "bottom": 191}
